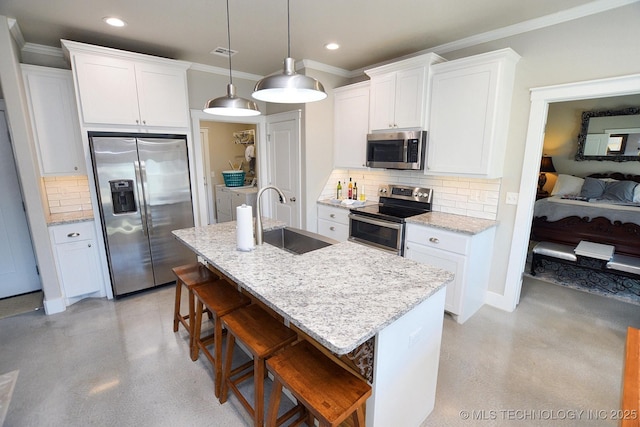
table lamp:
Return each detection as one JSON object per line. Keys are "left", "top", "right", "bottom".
{"left": 538, "top": 156, "right": 556, "bottom": 193}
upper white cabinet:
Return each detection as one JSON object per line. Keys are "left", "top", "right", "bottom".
{"left": 365, "top": 53, "right": 444, "bottom": 131}
{"left": 333, "top": 82, "right": 369, "bottom": 169}
{"left": 62, "top": 40, "right": 191, "bottom": 129}
{"left": 426, "top": 48, "right": 520, "bottom": 178}
{"left": 21, "top": 65, "right": 85, "bottom": 175}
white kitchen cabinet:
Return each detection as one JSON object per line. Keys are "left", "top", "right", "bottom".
{"left": 216, "top": 185, "right": 258, "bottom": 223}
{"left": 404, "top": 223, "right": 495, "bottom": 324}
{"left": 426, "top": 48, "right": 520, "bottom": 178}
{"left": 317, "top": 204, "right": 350, "bottom": 242}
{"left": 62, "top": 40, "right": 190, "bottom": 129}
{"left": 365, "top": 53, "right": 444, "bottom": 131}
{"left": 49, "top": 221, "right": 103, "bottom": 304}
{"left": 333, "top": 82, "right": 369, "bottom": 169}
{"left": 21, "top": 65, "right": 85, "bottom": 175}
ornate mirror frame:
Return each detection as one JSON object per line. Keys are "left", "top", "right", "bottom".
{"left": 575, "top": 106, "right": 640, "bottom": 161}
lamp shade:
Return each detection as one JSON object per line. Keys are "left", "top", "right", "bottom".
{"left": 539, "top": 156, "right": 556, "bottom": 173}
{"left": 252, "top": 58, "right": 327, "bottom": 103}
{"left": 204, "top": 84, "right": 261, "bottom": 117}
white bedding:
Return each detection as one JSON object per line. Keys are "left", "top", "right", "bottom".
{"left": 534, "top": 196, "right": 640, "bottom": 225}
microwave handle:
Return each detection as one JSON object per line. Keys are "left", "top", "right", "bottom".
{"left": 349, "top": 214, "right": 403, "bottom": 230}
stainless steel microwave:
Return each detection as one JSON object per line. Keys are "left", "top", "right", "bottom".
{"left": 366, "top": 130, "right": 426, "bottom": 170}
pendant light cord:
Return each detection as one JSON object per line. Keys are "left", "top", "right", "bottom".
{"left": 226, "top": 0, "right": 233, "bottom": 85}
{"left": 287, "top": 0, "right": 291, "bottom": 58}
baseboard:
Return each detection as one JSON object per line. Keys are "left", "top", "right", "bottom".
{"left": 43, "top": 297, "right": 66, "bottom": 315}
{"left": 484, "top": 290, "right": 516, "bottom": 313}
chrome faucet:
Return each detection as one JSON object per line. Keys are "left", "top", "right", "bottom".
{"left": 255, "top": 185, "right": 287, "bottom": 245}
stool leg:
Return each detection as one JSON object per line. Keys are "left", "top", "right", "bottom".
{"left": 254, "top": 357, "right": 265, "bottom": 427}
{"left": 219, "top": 334, "right": 236, "bottom": 403}
{"left": 213, "top": 315, "right": 224, "bottom": 398}
{"left": 173, "top": 280, "right": 183, "bottom": 332}
{"left": 188, "top": 286, "right": 196, "bottom": 350}
{"left": 353, "top": 406, "right": 365, "bottom": 427}
{"left": 191, "top": 299, "right": 204, "bottom": 361}
{"left": 266, "top": 378, "right": 283, "bottom": 427}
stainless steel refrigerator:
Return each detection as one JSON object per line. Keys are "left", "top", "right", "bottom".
{"left": 89, "top": 132, "right": 195, "bottom": 297}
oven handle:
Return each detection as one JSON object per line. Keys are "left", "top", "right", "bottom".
{"left": 348, "top": 213, "right": 403, "bottom": 230}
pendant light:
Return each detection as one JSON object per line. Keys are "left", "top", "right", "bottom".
{"left": 203, "top": 0, "right": 260, "bottom": 116}
{"left": 252, "top": 0, "right": 327, "bottom": 103}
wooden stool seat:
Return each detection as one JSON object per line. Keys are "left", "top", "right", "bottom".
{"left": 172, "top": 263, "right": 219, "bottom": 336}
{"left": 266, "top": 340, "right": 372, "bottom": 427}
{"left": 192, "top": 279, "right": 251, "bottom": 397}
{"left": 220, "top": 304, "right": 298, "bottom": 427}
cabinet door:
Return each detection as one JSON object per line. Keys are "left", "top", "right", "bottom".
{"left": 394, "top": 67, "right": 426, "bottom": 129}
{"left": 22, "top": 66, "right": 85, "bottom": 175}
{"left": 405, "top": 243, "right": 465, "bottom": 314}
{"left": 317, "top": 218, "right": 349, "bottom": 242}
{"left": 334, "top": 83, "right": 369, "bottom": 168}
{"left": 369, "top": 74, "right": 396, "bottom": 130}
{"left": 73, "top": 53, "right": 140, "bottom": 125}
{"left": 56, "top": 240, "right": 101, "bottom": 298}
{"left": 215, "top": 187, "right": 233, "bottom": 223}
{"left": 134, "top": 63, "right": 190, "bottom": 128}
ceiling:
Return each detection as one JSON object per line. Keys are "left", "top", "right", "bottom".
{"left": 0, "top": 0, "right": 630, "bottom": 77}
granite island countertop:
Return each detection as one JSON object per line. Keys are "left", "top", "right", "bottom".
{"left": 406, "top": 211, "right": 497, "bottom": 235}
{"left": 172, "top": 220, "right": 453, "bottom": 355}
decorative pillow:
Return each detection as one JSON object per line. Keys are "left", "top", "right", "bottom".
{"left": 601, "top": 180, "right": 638, "bottom": 202}
{"left": 580, "top": 177, "right": 607, "bottom": 198}
{"left": 635, "top": 185, "right": 640, "bottom": 203}
{"left": 551, "top": 174, "right": 585, "bottom": 196}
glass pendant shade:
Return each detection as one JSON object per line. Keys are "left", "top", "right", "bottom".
{"left": 204, "top": 83, "right": 260, "bottom": 116}
{"left": 252, "top": 57, "right": 327, "bottom": 103}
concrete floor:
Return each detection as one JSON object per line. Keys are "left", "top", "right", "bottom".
{"left": 1, "top": 276, "right": 638, "bottom": 426}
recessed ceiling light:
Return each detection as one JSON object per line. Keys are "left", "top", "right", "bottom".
{"left": 103, "top": 17, "right": 126, "bottom": 27}
{"left": 325, "top": 42, "right": 340, "bottom": 50}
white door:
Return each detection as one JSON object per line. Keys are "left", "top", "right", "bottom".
{"left": 200, "top": 128, "right": 215, "bottom": 224}
{"left": 0, "top": 107, "right": 42, "bottom": 298}
{"left": 265, "top": 111, "right": 301, "bottom": 228}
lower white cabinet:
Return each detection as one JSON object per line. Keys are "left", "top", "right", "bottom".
{"left": 215, "top": 185, "right": 258, "bottom": 223}
{"left": 49, "top": 222, "right": 103, "bottom": 304}
{"left": 317, "top": 204, "right": 350, "bottom": 242}
{"left": 404, "top": 223, "right": 495, "bottom": 324}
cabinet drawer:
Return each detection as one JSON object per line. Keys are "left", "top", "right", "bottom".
{"left": 405, "top": 223, "right": 469, "bottom": 255}
{"left": 51, "top": 221, "right": 95, "bottom": 244}
{"left": 317, "top": 205, "right": 349, "bottom": 225}
{"left": 317, "top": 219, "right": 349, "bottom": 242}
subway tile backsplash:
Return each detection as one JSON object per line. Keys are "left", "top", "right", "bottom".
{"left": 43, "top": 176, "right": 94, "bottom": 222}
{"left": 320, "top": 169, "right": 500, "bottom": 220}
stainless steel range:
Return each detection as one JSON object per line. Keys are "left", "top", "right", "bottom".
{"left": 348, "top": 184, "right": 433, "bottom": 255}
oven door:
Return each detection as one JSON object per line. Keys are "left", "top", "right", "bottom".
{"left": 348, "top": 213, "right": 404, "bottom": 255}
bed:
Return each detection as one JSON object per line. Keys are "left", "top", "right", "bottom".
{"left": 531, "top": 173, "right": 640, "bottom": 258}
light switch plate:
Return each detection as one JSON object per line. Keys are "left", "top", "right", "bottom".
{"left": 506, "top": 192, "right": 519, "bottom": 205}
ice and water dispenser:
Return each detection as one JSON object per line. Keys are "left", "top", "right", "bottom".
{"left": 110, "top": 180, "right": 137, "bottom": 214}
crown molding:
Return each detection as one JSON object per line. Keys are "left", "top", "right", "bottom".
{"left": 298, "top": 59, "right": 352, "bottom": 78}
{"left": 189, "top": 62, "right": 262, "bottom": 81}
{"left": 23, "top": 42, "right": 64, "bottom": 58}
{"left": 7, "top": 18, "right": 25, "bottom": 49}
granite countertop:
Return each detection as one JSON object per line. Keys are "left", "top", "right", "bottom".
{"left": 47, "top": 214, "right": 95, "bottom": 226}
{"left": 317, "top": 198, "right": 378, "bottom": 209}
{"left": 172, "top": 220, "right": 453, "bottom": 355}
{"left": 406, "top": 211, "right": 497, "bottom": 235}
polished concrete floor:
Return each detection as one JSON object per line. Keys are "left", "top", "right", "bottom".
{"left": 1, "top": 276, "right": 638, "bottom": 426}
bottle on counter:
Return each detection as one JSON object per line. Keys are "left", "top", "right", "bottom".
{"left": 336, "top": 181, "right": 342, "bottom": 200}
{"left": 353, "top": 182, "right": 358, "bottom": 200}
{"left": 359, "top": 184, "right": 366, "bottom": 201}
{"left": 348, "top": 178, "right": 353, "bottom": 199}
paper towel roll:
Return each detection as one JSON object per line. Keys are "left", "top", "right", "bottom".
{"left": 236, "top": 204, "right": 254, "bottom": 251}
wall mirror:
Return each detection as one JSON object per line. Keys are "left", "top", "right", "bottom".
{"left": 576, "top": 107, "right": 640, "bottom": 161}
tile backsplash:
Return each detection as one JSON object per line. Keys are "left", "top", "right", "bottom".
{"left": 43, "top": 176, "right": 94, "bottom": 222}
{"left": 320, "top": 169, "right": 501, "bottom": 220}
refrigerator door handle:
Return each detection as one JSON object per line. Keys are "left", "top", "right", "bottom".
{"left": 139, "top": 160, "right": 153, "bottom": 234}
{"left": 134, "top": 160, "right": 150, "bottom": 236}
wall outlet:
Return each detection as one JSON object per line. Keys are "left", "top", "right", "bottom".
{"left": 506, "top": 192, "right": 519, "bottom": 205}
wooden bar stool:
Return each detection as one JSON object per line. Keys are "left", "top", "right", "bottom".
{"left": 220, "top": 304, "right": 298, "bottom": 427}
{"left": 265, "top": 340, "right": 372, "bottom": 427}
{"left": 191, "top": 279, "right": 251, "bottom": 397}
{"left": 172, "top": 263, "right": 219, "bottom": 347}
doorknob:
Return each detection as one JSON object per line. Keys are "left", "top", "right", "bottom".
{"left": 289, "top": 197, "right": 296, "bottom": 202}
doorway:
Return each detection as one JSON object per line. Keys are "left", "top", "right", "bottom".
{"left": 0, "top": 102, "right": 41, "bottom": 298}
{"left": 504, "top": 74, "right": 640, "bottom": 310}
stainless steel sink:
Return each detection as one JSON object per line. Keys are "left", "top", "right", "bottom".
{"left": 262, "top": 227, "right": 338, "bottom": 255}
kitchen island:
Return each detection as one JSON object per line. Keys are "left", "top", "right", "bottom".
{"left": 172, "top": 221, "right": 453, "bottom": 427}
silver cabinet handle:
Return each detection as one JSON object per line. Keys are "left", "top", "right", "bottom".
{"left": 290, "top": 197, "right": 296, "bottom": 202}
{"left": 67, "top": 232, "right": 80, "bottom": 238}
{"left": 329, "top": 213, "right": 335, "bottom": 218}
{"left": 88, "top": 243, "right": 92, "bottom": 247}
{"left": 429, "top": 237, "right": 440, "bottom": 244}
{"left": 329, "top": 226, "right": 335, "bottom": 231}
